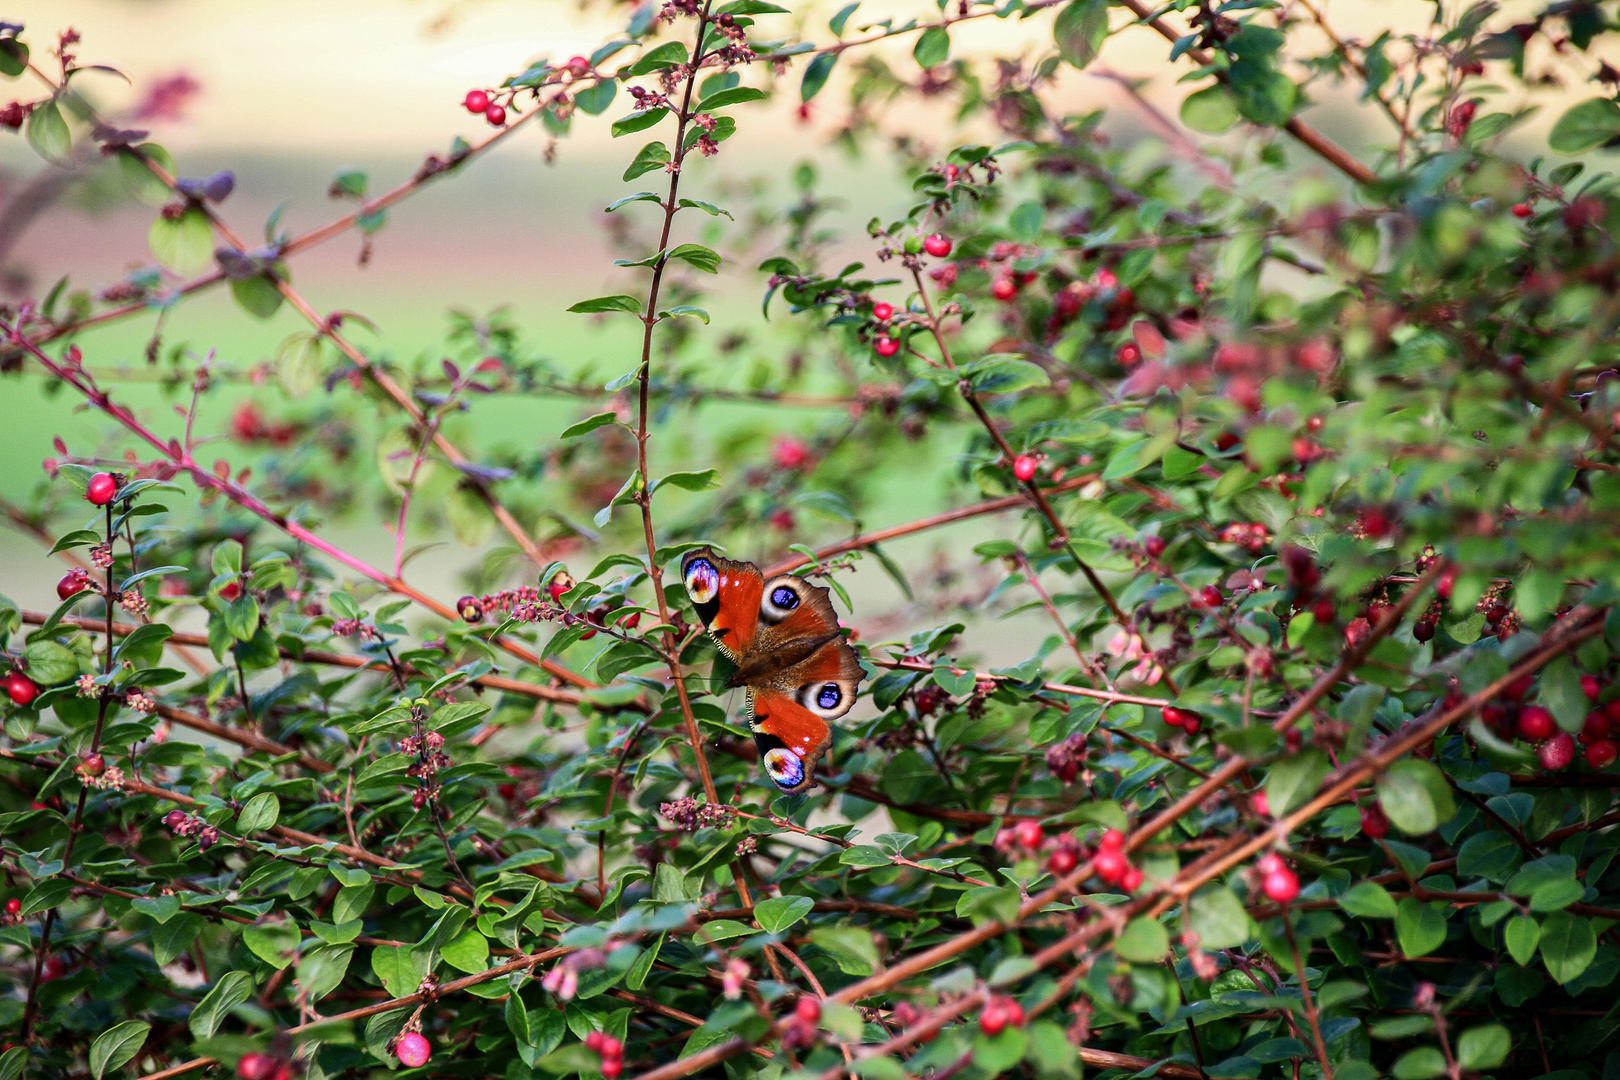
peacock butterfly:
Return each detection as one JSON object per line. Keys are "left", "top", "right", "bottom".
{"left": 680, "top": 546, "right": 863, "bottom": 793}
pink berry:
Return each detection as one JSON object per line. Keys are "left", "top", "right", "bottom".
{"left": 795, "top": 996, "right": 821, "bottom": 1024}
{"left": 991, "top": 277, "right": 1017, "bottom": 301}
{"left": 86, "top": 472, "right": 117, "bottom": 506}
{"left": 979, "top": 1003, "right": 1007, "bottom": 1036}
{"left": 1256, "top": 852, "right": 1283, "bottom": 876}
{"left": 463, "top": 90, "right": 490, "bottom": 114}
{"left": 1012, "top": 455, "right": 1038, "bottom": 482}
{"left": 395, "top": 1032, "right": 430, "bottom": 1068}
{"left": 1120, "top": 866, "right": 1143, "bottom": 892}
{"left": 1099, "top": 828, "right": 1124, "bottom": 850}
{"left": 598, "top": 1037, "right": 622, "bottom": 1059}
{"left": 567, "top": 56, "right": 591, "bottom": 76}
{"left": 1539, "top": 732, "right": 1576, "bottom": 771}
{"left": 923, "top": 233, "right": 953, "bottom": 258}
{"left": 874, "top": 335, "right": 900, "bottom": 358}
{"left": 585, "top": 1032, "right": 605, "bottom": 1052}
{"left": 1263, "top": 866, "right": 1300, "bottom": 903}
{"left": 1117, "top": 342, "right": 1141, "bottom": 367}
{"left": 1518, "top": 705, "right": 1556, "bottom": 742}
{"left": 1014, "top": 819, "right": 1043, "bottom": 849}
{"left": 871, "top": 301, "right": 894, "bottom": 321}
{"left": 486, "top": 103, "right": 507, "bottom": 126}
{"left": 238, "top": 1054, "right": 277, "bottom": 1080}
{"left": 1251, "top": 790, "right": 1270, "bottom": 817}
{"left": 601, "top": 1061, "right": 623, "bottom": 1079}
{"left": 1144, "top": 535, "right": 1166, "bottom": 558}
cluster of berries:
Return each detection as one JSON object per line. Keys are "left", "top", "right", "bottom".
{"left": 584, "top": 1031, "right": 624, "bottom": 1078}
{"left": 162, "top": 809, "right": 220, "bottom": 850}
{"left": 1091, "top": 828, "right": 1143, "bottom": 892}
{"left": 1162, "top": 706, "right": 1202, "bottom": 735}
{"left": 462, "top": 89, "right": 507, "bottom": 126}
{"left": 782, "top": 996, "right": 822, "bottom": 1049}
{"left": 978, "top": 994, "right": 1025, "bottom": 1035}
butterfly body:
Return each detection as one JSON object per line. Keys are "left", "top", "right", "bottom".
{"left": 681, "top": 547, "right": 862, "bottom": 793}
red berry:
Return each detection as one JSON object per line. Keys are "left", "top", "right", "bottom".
{"left": 585, "top": 1032, "right": 606, "bottom": 1052}
{"left": 1048, "top": 846, "right": 1078, "bottom": 875}
{"left": 871, "top": 301, "right": 894, "bottom": 321}
{"left": 79, "top": 752, "right": 105, "bottom": 778}
{"left": 601, "top": 1061, "right": 623, "bottom": 1080}
{"left": 991, "top": 277, "right": 1017, "bottom": 301}
{"left": 1214, "top": 432, "right": 1241, "bottom": 451}
{"left": 56, "top": 573, "right": 87, "bottom": 601}
{"left": 1518, "top": 705, "right": 1556, "bottom": 742}
{"left": 923, "top": 233, "right": 953, "bottom": 258}
{"left": 1263, "top": 866, "right": 1300, "bottom": 903}
{"left": 1582, "top": 674, "right": 1602, "bottom": 700}
{"left": 1256, "top": 852, "right": 1283, "bottom": 875}
{"left": 1001, "top": 998, "right": 1025, "bottom": 1027}
{"left": 238, "top": 1054, "right": 277, "bottom": 1080}
{"left": 86, "top": 472, "right": 117, "bottom": 506}
{"left": 1252, "top": 790, "right": 1270, "bottom": 817}
{"left": 795, "top": 996, "right": 821, "bottom": 1024}
{"left": 4, "top": 898, "right": 17, "bottom": 915}
{"left": 1414, "top": 620, "right": 1436, "bottom": 643}
{"left": 1121, "top": 866, "right": 1143, "bottom": 892}
{"left": 1511, "top": 202, "right": 1533, "bottom": 218}
{"left": 598, "top": 1037, "right": 622, "bottom": 1059}
{"left": 395, "top": 1032, "right": 430, "bottom": 1068}
{"left": 463, "top": 90, "right": 490, "bottom": 114}
{"left": 486, "top": 103, "right": 507, "bottom": 126}
{"left": 1359, "top": 508, "right": 1392, "bottom": 538}
{"left": 1182, "top": 717, "right": 1201, "bottom": 735}
{"left": 1014, "top": 819, "right": 1044, "bottom": 849}
{"left": 6, "top": 673, "right": 38, "bottom": 707}
{"left": 548, "top": 581, "right": 569, "bottom": 604}
{"left": 1360, "top": 802, "right": 1390, "bottom": 839}
{"left": 567, "top": 56, "right": 591, "bottom": 76}
{"left": 1540, "top": 732, "right": 1576, "bottom": 770}
{"left": 1099, "top": 828, "right": 1125, "bottom": 850}
{"left": 1504, "top": 675, "right": 1535, "bottom": 701}
{"left": 1012, "top": 454, "right": 1038, "bottom": 482}
{"left": 1199, "top": 585, "right": 1223, "bottom": 608}
{"left": 1587, "top": 738, "right": 1619, "bottom": 769}
{"left": 1094, "top": 846, "right": 1127, "bottom": 884}
{"left": 979, "top": 1003, "right": 1007, "bottom": 1036}
{"left": 1144, "top": 535, "right": 1166, "bottom": 558}
{"left": 617, "top": 610, "right": 641, "bottom": 630}
{"left": 1117, "top": 342, "right": 1141, "bottom": 367}
{"left": 1162, "top": 706, "right": 1186, "bottom": 728}
{"left": 218, "top": 581, "right": 242, "bottom": 602}
{"left": 457, "top": 595, "right": 484, "bottom": 623}
{"left": 874, "top": 335, "right": 900, "bottom": 358}
{"left": 1584, "top": 710, "right": 1611, "bottom": 740}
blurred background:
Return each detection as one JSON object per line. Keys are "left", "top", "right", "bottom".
{"left": 0, "top": 0, "right": 1586, "bottom": 664}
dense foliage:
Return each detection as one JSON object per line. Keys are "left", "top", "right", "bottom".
{"left": 3, "top": 1, "right": 1620, "bottom": 1079}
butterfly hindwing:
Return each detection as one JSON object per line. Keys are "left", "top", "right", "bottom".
{"left": 750, "top": 690, "right": 832, "bottom": 795}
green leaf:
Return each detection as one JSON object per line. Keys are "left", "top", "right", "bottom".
{"left": 696, "top": 87, "right": 766, "bottom": 112}
{"left": 1391, "top": 1047, "right": 1446, "bottom": 1080}
{"left": 1504, "top": 915, "right": 1540, "bottom": 965}
{"left": 1114, "top": 917, "right": 1170, "bottom": 962}
{"left": 569, "top": 294, "right": 643, "bottom": 314}
{"left": 132, "top": 893, "right": 181, "bottom": 925}
{"left": 0, "top": 38, "right": 28, "bottom": 77}
{"left": 1054, "top": 0, "right": 1108, "bottom": 68}
{"left": 22, "top": 640, "right": 78, "bottom": 685}
{"left": 26, "top": 100, "right": 71, "bottom": 162}
{"left": 236, "top": 792, "right": 280, "bottom": 834}
{"left": 801, "top": 52, "right": 838, "bottom": 102}
{"left": 149, "top": 206, "right": 215, "bottom": 275}
{"left": 89, "top": 1021, "right": 150, "bottom": 1080}
{"left": 1395, "top": 898, "right": 1447, "bottom": 958}
{"left": 913, "top": 26, "right": 950, "bottom": 68}
{"left": 755, "top": 895, "right": 814, "bottom": 933}
{"left": 1540, "top": 911, "right": 1597, "bottom": 984}
{"left": 1181, "top": 83, "right": 1239, "bottom": 134}
{"left": 441, "top": 927, "right": 490, "bottom": 974}
{"left": 1188, "top": 885, "right": 1254, "bottom": 949}
{"left": 1339, "top": 881, "right": 1398, "bottom": 919}
{"left": 623, "top": 141, "right": 672, "bottom": 181}
{"left": 243, "top": 920, "right": 301, "bottom": 969}
{"left": 297, "top": 943, "right": 354, "bottom": 1000}
{"left": 1456, "top": 1024, "right": 1510, "bottom": 1071}
{"left": 1549, "top": 97, "right": 1620, "bottom": 154}
{"left": 560, "top": 412, "right": 621, "bottom": 439}
{"left": 669, "top": 243, "right": 721, "bottom": 273}
{"left": 1376, "top": 759, "right": 1455, "bottom": 835}
{"left": 275, "top": 333, "right": 324, "bottom": 399}
{"left": 575, "top": 78, "right": 617, "bottom": 115}
{"left": 652, "top": 469, "right": 721, "bottom": 494}
{"left": 611, "top": 107, "right": 668, "bottom": 137}
{"left": 660, "top": 305, "right": 710, "bottom": 323}
{"left": 231, "top": 272, "right": 285, "bottom": 319}
{"left": 606, "top": 191, "right": 663, "bottom": 213}
{"left": 1266, "top": 748, "right": 1329, "bottom": 817}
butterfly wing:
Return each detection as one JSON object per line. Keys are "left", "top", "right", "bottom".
{"left": 752, "top": 573, "right": 864, "bottom": 723}
{"left": 680, "top": 547, "right": 764, "bottom": 660}
{"left": 751, "top": 689, "right": 833, "bottom": 795}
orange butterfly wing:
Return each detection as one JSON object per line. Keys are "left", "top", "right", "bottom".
{"left": 750, "top": 690, "right": 832, "bottom": 794}
{"left": 680, "top": 548, "right": 763, "bottom": 659}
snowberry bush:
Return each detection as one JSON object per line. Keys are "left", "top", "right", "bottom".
{"left": 2, "top": 2, "right": 1620, "bottom": 1079}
